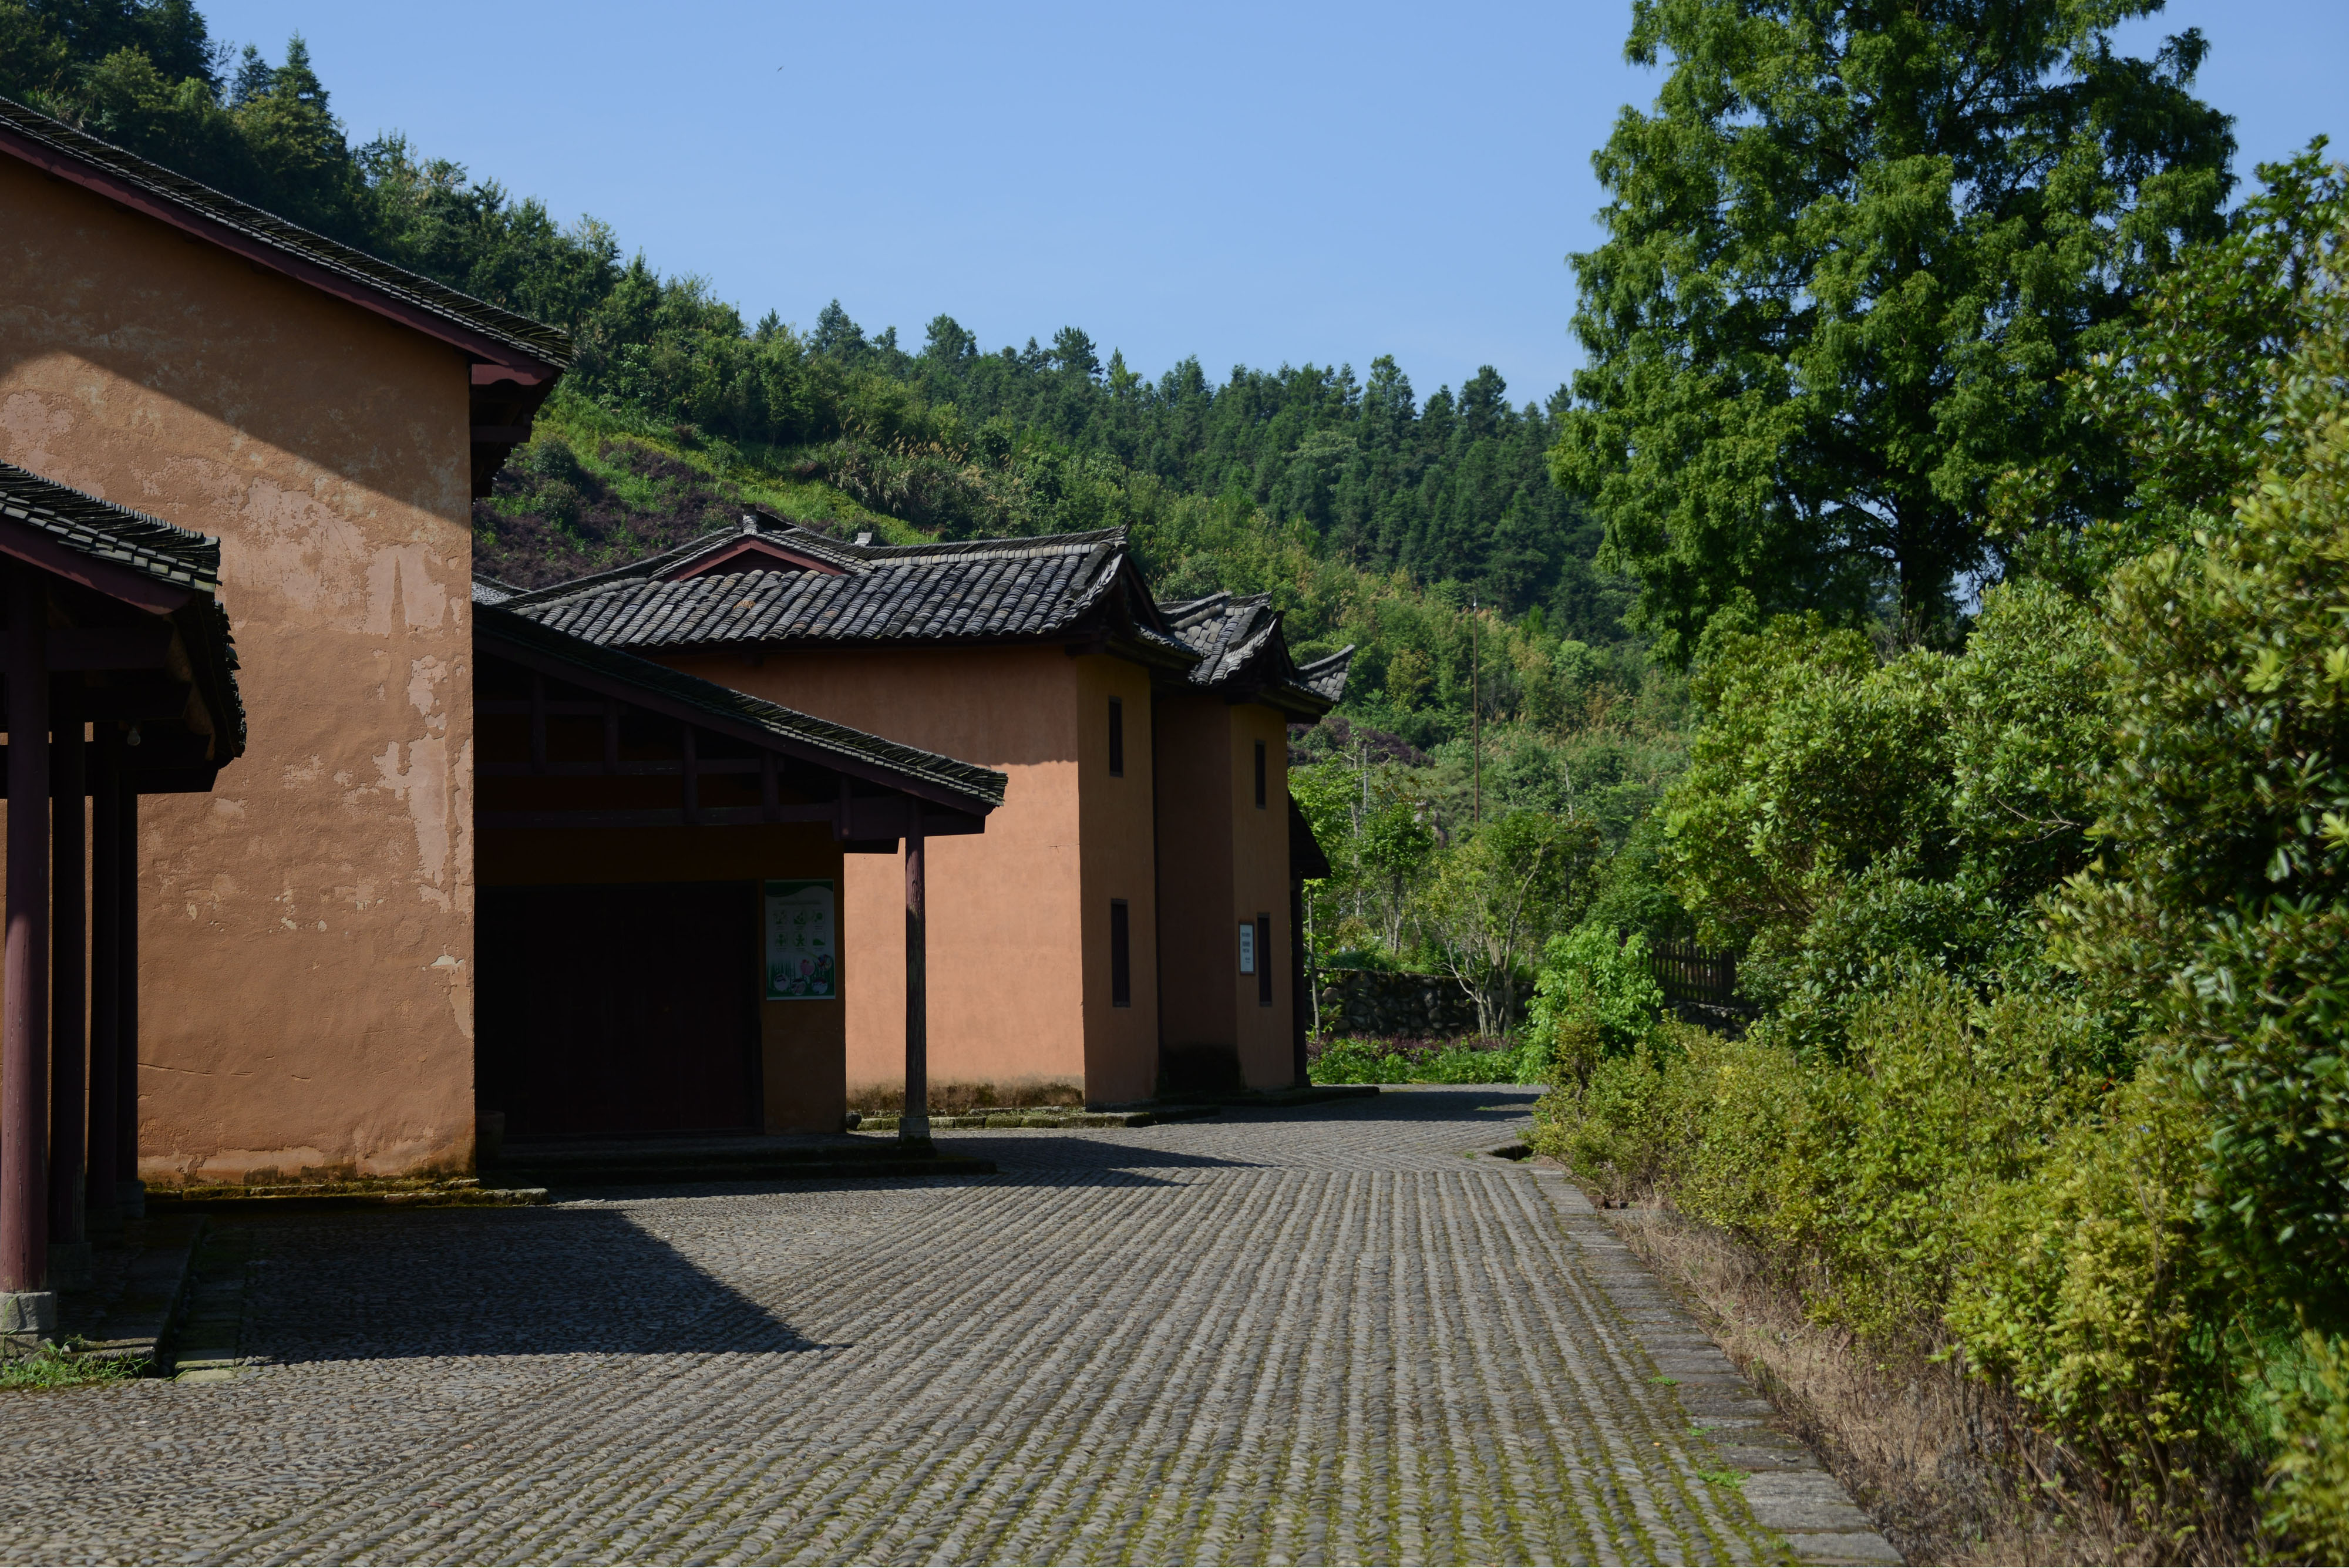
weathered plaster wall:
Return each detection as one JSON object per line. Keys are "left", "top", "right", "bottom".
{"left": 661, "top": 645, "right": 1098, "bottom": 1099}
{"left": 476, "top": 824, "right": 846, "bottom": 1133}
{"left": 1072, "top": 654, "right": 1160, "bottom": 1105}
{"left": 0, "top": 161, "right": 478, "bottom": 1185}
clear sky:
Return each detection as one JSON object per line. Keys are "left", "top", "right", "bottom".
{"left": 198, "top": 1, "right": 2348, "bottom": 406}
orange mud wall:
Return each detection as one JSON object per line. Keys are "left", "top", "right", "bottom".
{"left": 0, "top": 161, "right": 478, "bottom": 1185}
{"left": 1152, "top": 695, "right": 1295, "bottom": 1089}
{"left": 659, "top": 645, "right": 1162, "bottom": 1105}
{"left": 476, "top": 826, "right": 847, "bottom": 1133}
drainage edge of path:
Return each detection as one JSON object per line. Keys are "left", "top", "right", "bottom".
{"left": 1520, "top": 1159, "right": 1905, "bottom": 1567}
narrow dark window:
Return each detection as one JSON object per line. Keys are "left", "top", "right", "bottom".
{"left": 1256, "top": 914, "right": 1274, "bottom": 1007}
{"left": 1108, "top": 696, "right": 1125, "bottom": 777}
{"left": 1253, "top": 739, "right": 1266, "bottom": 808}
{"left": 1109, "top": 899, "right": 1132, "bottom": 1007}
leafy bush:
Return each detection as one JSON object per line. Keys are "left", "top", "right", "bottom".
{"left": 2267, "top": 1331, "right": 2349, "bottom": 1562}
{"left": 2056, "top": 252, "right": 2349, "bottom": 1334}
{"left": 1945, "top": 1065, "right": 2233, "bottom": 1518}
{"left": 1527, "top": 922, "right": 1665, "bottom": 1060}
{"left": 1307, "top": 1037, "right": 1525, "bottom": 1085}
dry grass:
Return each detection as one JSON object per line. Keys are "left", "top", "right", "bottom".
{"left": 845, "top": 1079, "right": 1086, "bottom": 1116}
{"left": 1598, "top": 1197, "right": 2259, "bottom": 1566}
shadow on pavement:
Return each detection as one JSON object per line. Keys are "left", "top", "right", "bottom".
{"left": 231, "top": 1205, "right": 826, "bottom": 1364}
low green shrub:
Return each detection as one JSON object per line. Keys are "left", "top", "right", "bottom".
{"left": 1519, "top": 921, "right": 1666, "bottom": 1086}
{"left": 1308, "top": 1036, "right": 1525, "bottom": 1084}
{"left": 2267, "top": 1330, "right": 2349, "bottom": 1562}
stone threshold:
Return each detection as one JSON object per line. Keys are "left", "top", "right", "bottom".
{"left": 147, "top": 1178, "right": 550, "bottom": 1213}
{"left": 851, "top": 1084, "right": 1381, "bottom": 1133}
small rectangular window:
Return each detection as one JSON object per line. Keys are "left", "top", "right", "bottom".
{"left": 1256, "top": 913, "right": 1274, "bottom": 1006}
{"left": 1237, "top": 919, "right": 1256, "bottom": 975}
{"left": 1108, "top": 696, "right": 1125, "bottom": 777}
{"left": 1110, "top": 899, "right": 1132, "bottom": 1007}
{"left": 1253, "top": 739, "right": 1266, "bottom": 808}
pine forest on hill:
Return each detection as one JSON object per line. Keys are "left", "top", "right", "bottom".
{"left": 12, "top": 2, "right": 2349, "bottom": 1552}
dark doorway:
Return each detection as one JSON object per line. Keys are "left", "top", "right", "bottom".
{"left": 477, "top": 882, "right": 760, "bottom": 1139}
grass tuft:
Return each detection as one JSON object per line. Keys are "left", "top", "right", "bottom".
{"left": 0, "top": 1339, "right": 146, "bottom": 1391}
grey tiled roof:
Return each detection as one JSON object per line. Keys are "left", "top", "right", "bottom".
{"left": 477, "top": 605, "right": 1006, "bottom": 810}
{"left": 0, "top": 95, "right": 568, "bottom": 369}
{"left": 1295, "top": 645, "right": 1355, "bottom": 704}
{"left": 0, "top": 460, "right": 221, "bottom": 593}
{"left": 1158, "top": 591, "right": 1351, "bottom": 715}
{"left": 504, "top": 521, "right": 1193, "bottom": 661}
{"left": 0, "top": 461, "right": 245, "bottom": 761}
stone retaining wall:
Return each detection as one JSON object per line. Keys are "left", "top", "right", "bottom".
{"left": 1314, "top": 968, "right": 1517, "bottom": 1038}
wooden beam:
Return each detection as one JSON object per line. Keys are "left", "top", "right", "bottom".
{"left": 903, "top": 822, "right": 928, "bottom": 1145}
{"left": 85, "top": 730, "right": 120, "bottom": 1231}
{"left": 42, "top": 625, "right": 172, "bottom": 671}
{"left": 477, "top": 804, "right": 831, "bottom": 831}
{"left": 3, "top": 567, "right": 51, "bottom": 1303}
{"left": 476, "top": 758, "right": 765, "bottom": 778}
{"left": 80, "top": 680, "right": 191, "bottom": 721}
{"left": 113, "top": 785, "right": 137, "bottom": 1216}
{"left": 47, "top": 680, "right": 85, "bottom": 1254}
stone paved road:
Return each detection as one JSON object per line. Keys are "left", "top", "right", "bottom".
{"left": 0, "top": 1088, "right": 1896, "bottom": 1566}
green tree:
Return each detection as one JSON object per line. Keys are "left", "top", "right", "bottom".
{"left": 1551, "top": 0, "right": 2234, "bottom": 662}
{"left": 2057, "top": 259, "right": 2349, "bottom": 1330}
{"left": 1418, "top": 810, "right": 1603, "bottom": 1037}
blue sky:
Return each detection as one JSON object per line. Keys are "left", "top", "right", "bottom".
{"left": 201, "top": 1, "right": 2348, "bottom": 406}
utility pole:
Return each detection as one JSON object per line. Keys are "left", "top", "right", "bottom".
{"left": 1470, "top": 598, "right": 1482, "bottom": 825}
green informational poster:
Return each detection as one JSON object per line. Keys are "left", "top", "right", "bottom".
{"left": 763, "top": 880, "right": 837, "bottom": 1000}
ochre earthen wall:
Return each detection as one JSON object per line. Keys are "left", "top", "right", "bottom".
{"left": 1151, "top": 695, "right": 1235, "bottom": 1059}
{"left": 1152, "top": 695, "right": 1295, "bottom": 1089}
{"left": 1071, "top": 653, "right": 1160, "bottom": 1103}
{"left": 0, "top": 161, "right": 478, "bottom": 1184}
{"left": 475, "top": 825, "right": 847, "bottom": 1134}
{"left": 1229, "top": 702, "right": 1294, "bottom": 1088}
{"left": 659, "top": 645, "right": 1119, "bottom": 1100}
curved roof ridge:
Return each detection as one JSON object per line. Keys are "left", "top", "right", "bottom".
{"left": 0, "top": 95, "right": 567, "bottom": 369}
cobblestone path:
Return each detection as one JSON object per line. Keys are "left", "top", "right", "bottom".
{"left": 0, "top": 1088, "right": 1895, "bottom": 1565}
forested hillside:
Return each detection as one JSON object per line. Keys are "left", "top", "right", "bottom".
{"left": 0, "top": 0, "right": 1627, "bottom": 675}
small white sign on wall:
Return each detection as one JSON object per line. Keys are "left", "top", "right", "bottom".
{"left": 765, "top": 880, "right": 837, "bottom": 1000}
{"left": 1237, "top": 919, "right": 1257, "bottom": 975}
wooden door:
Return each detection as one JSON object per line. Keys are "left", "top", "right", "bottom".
{"left": 477, "top": 881, "right": 759, "bottom": 1139}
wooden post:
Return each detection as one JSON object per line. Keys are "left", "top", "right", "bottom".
{"left": 86, "top": 728, "right": 120, "bottom": 1230}
{"left": 47, "top": 677, "right": 86, "bottom": 1262}
{"left": 2, "top": 567, "right": 52, "bottom": 1313}
{"left": 116, "top": 780, "right": 138, "bottom": 1216}
{"left": 902, "top": 817, "right": 928, "bottom": 1143}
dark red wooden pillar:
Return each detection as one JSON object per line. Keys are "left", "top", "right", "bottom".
{"left": 902, "top": 817, "right": 928, "bottom": 1143}
{"left": 115, "top": 779, "right": 138, "bottom": 1216}
{"left": 85, "top": 728, "right": 120, "bottom": 1231}
{"left": 2, "top": 567, "right": 52, "bottom": 1313}
{"left": 47, "top": 678, "right": 86, "bottom": 1264}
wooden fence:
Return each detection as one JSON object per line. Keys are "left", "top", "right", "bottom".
{"left": 1650, "top": 939, "right": 1752, "bottom": 1028}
